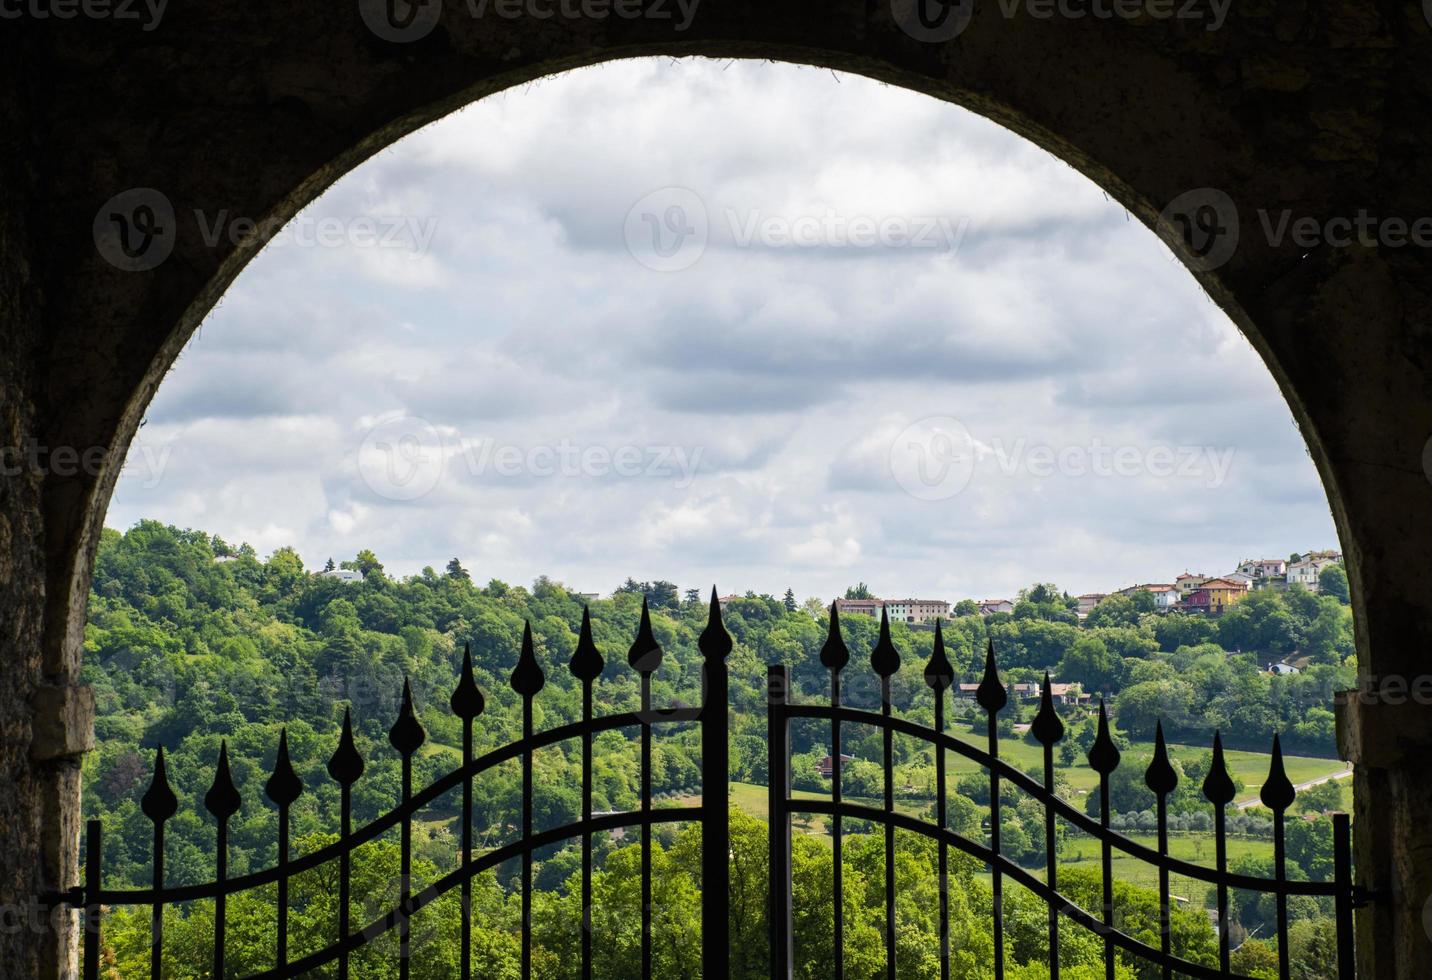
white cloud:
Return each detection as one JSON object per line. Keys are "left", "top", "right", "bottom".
{"left": 105, "top": 58, "right": 1338, "bottom": 601}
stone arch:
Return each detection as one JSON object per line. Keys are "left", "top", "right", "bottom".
{"left": 6, "top": 5, "right": 1430, "bottom": 976}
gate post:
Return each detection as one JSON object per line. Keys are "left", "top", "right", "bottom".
{"left": 768, "top": 665, "right": 792, "bottom": 980}
{"left": 700, "top": 591, "right": 732, "bottom": 978}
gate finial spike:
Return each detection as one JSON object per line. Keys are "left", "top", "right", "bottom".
{"left": 204, "top": 741, "right": 242, "bottom": 821}
{"left": 923, "top": 619, "right": 954, "bottom": 692}
{"left": 820, "top": 602, "right": 849, "bottom": 673}
{"left": 511, "top": 621, "right": 547, "bottom": 697}
{"left": 388, "top": 677, "right": 428, "bottom": 756}
{"left": 1202, "top": 731, "right": 1237, "bottom": 807}
{"left": 1260, "top": 733, "right": 1297, "bottom": 812}
{"left": 569, "top": 607, "right": 605, "bottom": 683}
{"left": 699, "top": 586, "right": 732, "bottom": 661}
{"left": 1144, "top": 721, "right": 1178, "bottom": 797}
{"left": 628, "top": 598, "right": 665, "bottom": 673}
{"left": 450, "top": 642, "right": 486, "bottom": 719}
{"left": 975, "top": 639, "right": 1007, "bottom": 713}
{"left": 141, "top": 745, "right": 179, "bottom": 824}
{"left": 1030, "top": 671, "right": 1064, "bottom": 746}
{"left": 265, "top": 728, "right": 304, "bottom": 808}
{"left": 869, "top": 606, "right": 901, "bottom": 677}
{"left": 327, "top": 707, "right": 365, "bottom": 786}
{"left": 1087, "top": 700, "right": 1121, "bottom": 775}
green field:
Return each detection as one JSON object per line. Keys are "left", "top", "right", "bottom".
{"left": 938, "top": 721, "right": 1348, "bottom": 807}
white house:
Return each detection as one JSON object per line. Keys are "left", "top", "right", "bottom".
{"left": 883, "top": 598, "right": 950, "bottom": 624}
{"left": 1288, "top": 552, "right": 1341, "bottom": 592}
{"left": 320, "top": 568, "right": 363, "bottom": 584}
{"left": 978, "top": 599, "right": 1014, "bottom": 616}
{"left": 1237, "top": 558, "right": 1288, "bottom": 580}
{"left": 1076, "top": 593, "right": 1106, "bottom": 617}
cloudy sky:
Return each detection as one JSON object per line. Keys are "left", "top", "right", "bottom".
{"left": 108, "top": 57, "right": 1338, "bottom": 603}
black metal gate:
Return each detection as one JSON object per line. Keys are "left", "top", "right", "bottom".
{"left": 766, "top": 607, "right": 1361, "bottom": 980}
{"left": 61, "top": 597, "right": 1362, "bottom": 979}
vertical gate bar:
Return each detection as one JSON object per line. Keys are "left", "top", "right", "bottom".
{"left": 214, "top": 816, "right": 228, "bottom": 979}
{"left": 581, "top": 679, "right": 594, "bottom": 980}
{"left": 1155, "top": 792, "right": 1171, "bottom": 980}
{"left": 205, "top": 741, "right": 241, "bottom": 980}
{"left": 328, "top": 708, "right": 364, "bottom": 980}
{"left": 923, "top": 622, "right": 954, "bottom": 980}
{"left": 452, "top": 643, "right": 486, "bottom": 980}
{"left": 83, "top": 820, "right": 101, "bottom": 980}
{"left": 1032, "top": 675, "right": 1065, "bottom": 980}
{"left": 568, "top": 615, "right": 601, "bottom": 980}
{"left": 831, "top": 668, "right": 844, "bottom": 980}
{"left": 934, "top": 679, "right": 950, "bottom": 980}
{"left": 640, "top": 668, "right": 653, "bottom": 980}
{"left": 461, "top": 710, "right": 474, "bottom": 980}
{"left": 141, "top": 745, "right": 178, "bottom": 980}
{"left": 276, "top": 802, "right": 290, "bottom": 971}
{"left": 882, "top": 672, "right": 897, "bottom": 980}
{"left": 1333, "top": 812, "right": 1355, "bottom": 980}
{"left": 976, "top": 642, "right": 1008, "bottom": 980}
{"left": 150, "top": 819, "right": 164, "bottom": 980}
{"left": 1098, "top": 770, "right": 1113, "bottom": 980}
{"left": 1214, "top": 802, "right": 1229, "bottom": 974}
{"left": 870, "top": 609, "right": 901, "bottom": 980}
{"left": 265, "top": 728, "right": 303, "bottom": 977}
{"left": 1258, "top": 735, "right": 1296, "bottom": 980}
{"left": 988, "top": 708, "right": 1004, "bottom": 980}
{"left": 511, "top": 624, "right": 544, "bottom": 980}
{"left": 338, "top": 780, "right": 352, "bottom": 980}
{"left": 821, "top": 602, "right": 849, "bottom": 980}
{"left": 1202, "top": 732, "right": 1236, "bottom": 979}
{"left": 1088, "top": 704, "right": 1121, "bottom": 980}
{"left": 768, "top": 665, "right": 792, "bottom": 980}
{"left": 389, "top": 679, "right": 426, "bottom": 980}
{"left": 1042, "top": 735, "right": 1058, "bottom": 980}
{"left": 1145, "top": 723, "right": 1177, "bottom": 980}
{"left": 700, "top": 589, "right": 733, "bottom": 980}
{"left": 400, "top": 747, "right": 413, "bottom": 980}
{"left": 521, "top": 689, "right": 534, "bottom": 980}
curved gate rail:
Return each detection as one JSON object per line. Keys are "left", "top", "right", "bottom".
{"left": 767, "top": 607, "right": 1364, "bottom": 980}
{"left": 57, "top": 592, "right": 733, "bottom": 980}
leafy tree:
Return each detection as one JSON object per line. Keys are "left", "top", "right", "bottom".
{"left": 844, "top": 583, "right": 873, "bottom": 600}
{"left": 1319, "top": 564, "right": 1350, "bottom": 604}
{"left": 445, "top": 557, "right": 471, "bottom": 581}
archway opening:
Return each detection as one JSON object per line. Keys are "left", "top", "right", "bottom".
{"left": 80, "top": 56, "right": 1354, "bottom": 978}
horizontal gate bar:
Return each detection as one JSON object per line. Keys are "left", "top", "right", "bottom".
{"left": 783, "top": 703, "right": 1342, "bottom": 898}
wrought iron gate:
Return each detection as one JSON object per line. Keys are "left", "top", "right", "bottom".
{"left": 60, "top": 597, "right": 1363, "bottom": 979}
{"left": 767, "top": 607, "right": 1361, "bottom": 980}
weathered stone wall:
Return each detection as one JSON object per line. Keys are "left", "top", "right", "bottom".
{"left": 5, "top": 3, "right": 1432, "bottom": 976}
{"left": 0, "top": 26, "right": 80, "bottom": 979}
